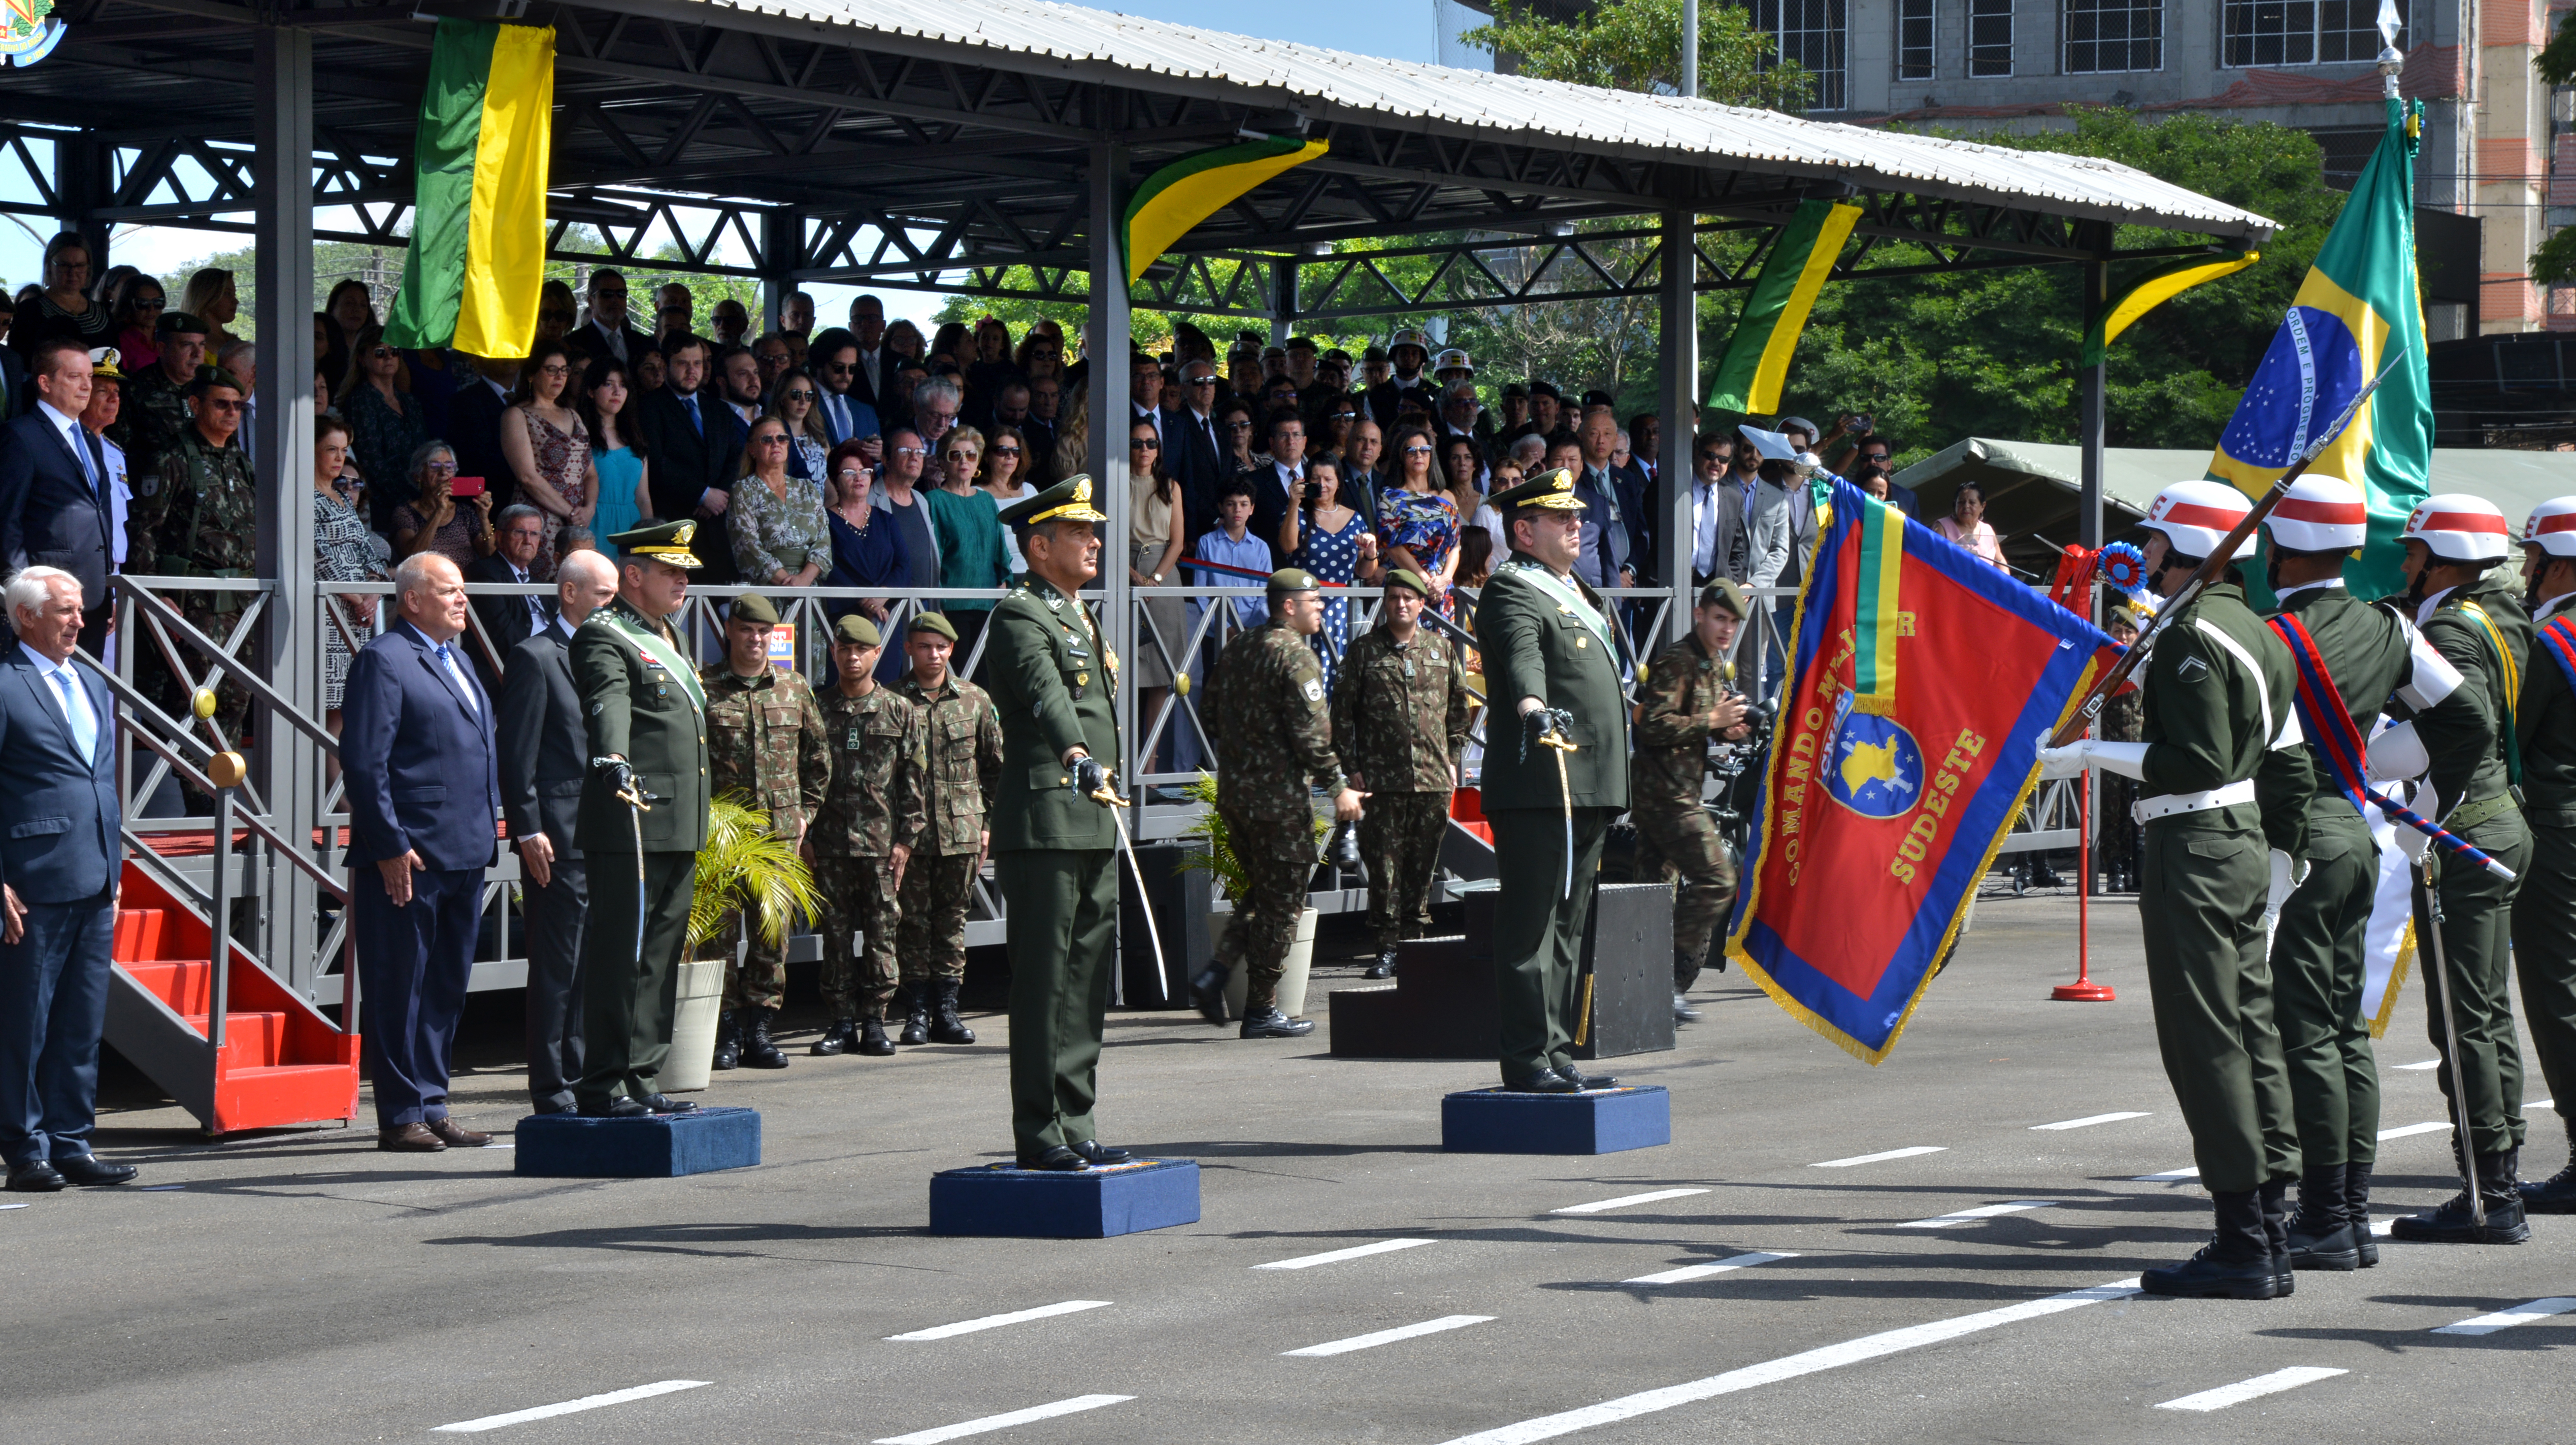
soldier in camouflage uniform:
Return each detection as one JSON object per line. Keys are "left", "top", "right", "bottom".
{"left": 810, "top": 614, "right": 927, "bottom": 1058}
{"left": 1329, "top": 568, "right": 1471, "bottom": 980}
{"left": 700, "top": 593, "right": 831, "bottom": 1070}
{"left": 895, "top": 612, "right": 1004, "bottom": 1047}
{"left": 1632, "top": 580, "right": 1754, "bottom": 1023}
{"left": 1193, "top": 568, "right": 1367, "bottom": 1038}
{"left": 127, "top": 366, "right": 258, "bottom": 755}
{"left": 108, "top": 310, "right": 208, "bottom": 483}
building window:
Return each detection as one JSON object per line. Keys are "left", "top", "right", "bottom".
{"left": 1898, "top": 0, "right": 1935, "bottom": 79}
{"left": 1757, "top": 0, "right": 1848, "bottom": 111}
{"left": 1969, "top": 0, "right": 2014, "bottom": 77}
{"left": 2222, "top": 0, "right": 2402, "bottom": 66}
{"left": 2064, "top": 0, "right": 2162, "bottom": 72}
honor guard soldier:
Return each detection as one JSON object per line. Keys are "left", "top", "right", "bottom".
{"left": 895, "top": 612, "right": 1005, "bottom": 1048}
{"left": 2258, "top": 477, "right": 2472, "bottom": 1269}
{"left": 809, "top": 615, "right": 927, "bottom": 1060}
{"left": 1330, "top": 568, "right": 1473, "bottom": 981}
{"left": 2041, "top": 481, "right": 2305, "bottom": 1297}
{"left": 2514, "top": 496, "right": 2576, "bottom": 1214}
{"left": 1195, "top": 567, "right": 1368, "bottom": 1037}
{"left": 1480, "top": 467, "right": 1631, "bottom": 1093}
{"left": 128, "top": 364, "right": 258, "bottom": 748}
{"left": 987, "top": 476, "right": 1132, "bottom": 1170}
{"left": 572, "top": 521, "right": 711, "bottom": 1118}
{"left": 700, "top": 593, "right": 831, "bottom": 1072}
{"left": 2381, "top": 494, "right": 2535, "bottom": 1242}
{"left": 1633, "top": 579, "right": 1755, "bottom": 1022}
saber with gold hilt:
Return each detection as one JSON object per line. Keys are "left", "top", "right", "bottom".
{"left": 1534, "top": 720, "right": 1593, "bottom": 1045}
{"left": 593, "top": 757, "right": 653, "bottom": 963}
{"left": 1080, "top": 761, "right": 1168, "bottom": 1001}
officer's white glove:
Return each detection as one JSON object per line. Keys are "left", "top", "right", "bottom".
{"left": 2083, "top": 740, "right": 2149, "bottom": 779}
{"left": 2034, "top": 732, "right": 2089, "bottom": 780}
{"left": 2367, "top": 721, "right": 2429, "bottom": 783}
{"left": 2395, "top": 785, "right": 2440, "bottom": 864}
{"left": 2261, "top": 849, "right": 2309, "bottom": 925}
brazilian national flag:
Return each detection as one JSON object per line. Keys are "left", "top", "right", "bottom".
{"left": 2206, "top": 97, "right": 2432, "bottom": 600}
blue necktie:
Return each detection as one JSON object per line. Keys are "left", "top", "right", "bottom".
{"left": 52, "top": 668, "right": 95, "bottom": 762}
{"left": 683, "top": 394, "right": 703, "bottom": 436}
{"left": 432, "top": 642, "right": 478, "bottom": 713}
{"left": 71, "top": 425, "right": 100, "bottom": 496}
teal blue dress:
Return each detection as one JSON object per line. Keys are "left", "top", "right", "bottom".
{"left": 590, "top": 445, "right": 645, "bottom": 556}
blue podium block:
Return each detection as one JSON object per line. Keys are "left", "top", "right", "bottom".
{"left": 929, "top": 1159, "right": 1201, "bottom": 1238}
{"left": 1441, "top": 1086, "right": 1670, "bottom": 1155}
{"left": 513, "top": 1106, "right": 762, "bottom": 1178}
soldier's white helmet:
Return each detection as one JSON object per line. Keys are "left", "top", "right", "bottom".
{"left": 2261, "top": 475, "right": 2369, "bottom": 553}
{"left": 2140, "top": 480, "right": 2253, "bottom": 559}
{"left": 1388, "top": 328, "right": 1432, "bottom": 358}
{"left": 1432, "top": 347, "right": 1474, "bottom": 378}
{"left": 2401, "top": 493, "right": 2512, "bottom": 563}
{"left": 2521, "top": 495, "right": 2576, "bottom": 558}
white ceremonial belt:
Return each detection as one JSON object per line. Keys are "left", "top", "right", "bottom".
{"left": 2134, "top": 779, "right": 2256, "bottom": 824}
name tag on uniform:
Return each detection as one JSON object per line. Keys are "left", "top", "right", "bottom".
{"left": 846, "top": 727, "right": 865, "bottom": 750}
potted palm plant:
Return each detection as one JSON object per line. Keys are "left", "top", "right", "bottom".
{"left": 663, "top": 798, "right": 825, "bottom": 1092}
{"left": 1174, "top": 772, "right": 1327, "bottom": 1020}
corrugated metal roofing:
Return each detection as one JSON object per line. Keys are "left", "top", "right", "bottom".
{"left": 699, "top": 0, "right": 2279, "bottom": 243}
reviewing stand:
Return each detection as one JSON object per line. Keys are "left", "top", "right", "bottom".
{"left": 513, "top": 1106, "right": 763, "bottom": 1177}
{"left": 1441, "top": 1086, "right": 1671, "bottom": 1155}
{"left": 929, "top": 1159, "right": 1202, "bottom": 1238}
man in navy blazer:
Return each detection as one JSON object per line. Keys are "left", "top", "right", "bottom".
{"left": 0, "top": 339, "right": 117, "bottom": 655}
{"left": 342, "top": 552, "right": 501, "bottom": 1152}
{"left": 0, "top": 567, "right": 131, "bottom": 1192}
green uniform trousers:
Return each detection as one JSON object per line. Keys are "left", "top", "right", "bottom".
{"left": 2415, "top": 808, "right": 2531, "bottom": 1157}
{"left": 576, "top": 851, "right": 697, "bottom": 1106}
{"left": 1361, "top": 791, "right": 1451, "bottom": 952}
{"left": 2139, "top": 813, "right": 2298, "bottom": 1193}
{"left": 813, "top": 854, "right": 902, "bottom": 1017}
{"left": 719, "top": 910, "right": 790, "bottom": 1012}
{"left": 1632, "top": 801, "right": 1737, "bottom": 975}
{"left": 1213, "top": 803, "right": 1315, "bottom": 1001}
{"left": 2512, "top": 823, "right": 2576, "bottom": 1129}
{"left": 1490, "top": 805, "right": 1611, "bottom": 1083}
{"left": 997, "top": 848, "right": 1117, "bottom": 1157}
{"left": 2267, "top": 811, "right": 2381, "bottom": 1166}
{"left": 896, "top": 852, "right": 981, "bottom": 984}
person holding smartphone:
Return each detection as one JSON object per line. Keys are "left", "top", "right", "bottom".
{"left": 392, "top": 442, "right": 496, "bottom": 566}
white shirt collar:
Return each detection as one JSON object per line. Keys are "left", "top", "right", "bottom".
{"left": 25, "top": 647, "right": 78, "bottom": 686}
{"left": 2416, "top": 584, "right": 2458, "bottom": 624}
{"left": 38, "top": 399, "right": 84, "bottom": 441}
{"left": 2274, "top": 577, "right": 2347, "bottom": 601}
{"left": 2535, "top": 591, "right": 2576, "bottom": 624}
{"left": 554, "top": 611, "right": 580, "bottom": 640}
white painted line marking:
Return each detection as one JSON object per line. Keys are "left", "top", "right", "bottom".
{"left": 1623, "top": 1252, "right": 1796, "bottom": 1285}
{"left": 0, "top": 1202, "right": 27, "bottom": 1211}
{"left": 2396, "top": 1059, "right": 2441, "bottom": 1071}
{"left": 2133, "top": 1166, "right": 2200, "bottom": 1182}
{"left": 1433, "top": 1278, "right": 2140, "bottom": 1444}
{"left": 2533, "top": 1097, "right": 2555, "bottom": 1111}
{"left": 1553, "top": 1188, "right": 1709, "bottom": 1215}
{"left": 1253, "top": 1239, "right": 1437, "bottom": 1270}
{"left": 2377, "top": 1122, "right": 2448, "bottom": 1141}
{"left": 1896, "top": 1201, "right": 2055, "bottom": 1229}
{"left": 874, "top": 1395, "right": 1133, "bottom": 1444}
{"left": 1284, "top": 1315, "right": 1494, "bottom": 1357}
{"left": 434, "top": 1381, "right": 710, "bottom": 1433}
{"left": 2031, "top": 1112, "right": 2150, "bottom": 1131}
{"left": 2431, "top": 1298, "right": 2576, "bottom": 1336}
{"left": 2155, "top": 1366, "right": 2347, "bottom": 1413}
{"left": 886, "top": 1300, "right": 1112, "bottom": 1341}
{"left": 2368, "top": 1218, "right": 2395, "bottom": 1237}
{"left": 484, "top": 1142, "right": 514, "bottom": 1150}
{"left": 1811, "top": 1146, "right": 1946, "bottom": 1168}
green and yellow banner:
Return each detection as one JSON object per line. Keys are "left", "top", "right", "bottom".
{"left": 385, "top": 19, "right": 554, "bottom": 357}
{"left": 1706, "top": 198, "right": 1862, "bottom": 416}
{"left": 2077, "top": 249, "right": 2261, "bottom": 369}
{"left": 1122, "top": 137, "right": 1328, "bottom": 283}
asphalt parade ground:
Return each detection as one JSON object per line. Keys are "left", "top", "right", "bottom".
{"left": 9, "top": 889, "right": 2572, "bottom": 1444}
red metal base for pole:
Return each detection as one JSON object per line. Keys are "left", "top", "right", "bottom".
{"left": 2052, "top": 731, "right": 2117, "bottom": 1002}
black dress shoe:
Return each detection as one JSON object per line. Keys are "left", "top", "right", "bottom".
{"left": 1555, "top": 1064, "right": 1618, "bottom": 1091}
{"left": 812, "top": 1018, "right": 858, "bottom": 1057}
{"left": 1017, "top": 1145, "right": 1086, "bottom": 1171}
{"left": 53, "top": 1155, "right": 138, "bottom": 1187}
{"left": 529, "top": 1100, "right": 579, "bottom": 1116}
{"left": 1191, "top": 965, "right": 1232, "bottom": 1025}
{"left": 1239, "top": 1007, "right": 1314, "bottom": 1039}
{"left": 580, "top": 1097, "right": 650, "bottom": 1118}
{"left": 1502, "top": 1068, "right": 1581, "bottom": 1094}
{"left": 1070, "top": 1140, "right": 1132, "bottom": 1166}
{"left": 638, "top": 1093, "right": 700, "bottom": 1115}
{"left": 4, "top": 1160, "right": 66, "bottom": 1192}
{"left": 379, "top": 1122, "right": 447, "bottom": 1152}
{"left": 424, "top": 1118, "right": 492, "bottom": 1148}
{"left": 1363, "top": 949, "right": 1397, "bottom": 980}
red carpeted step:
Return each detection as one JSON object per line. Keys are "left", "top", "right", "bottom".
{"left": 114, "top": 909, "right": 169, "bottom": 963}
{"left": 119, "top": 958, "right": 213, "bottom": 1015}
{"left": 214, "top": 1063, "right": 364, "bottom": 1132}
{"left": 183, "top": 1011, "right": 288, "bottom": 1067}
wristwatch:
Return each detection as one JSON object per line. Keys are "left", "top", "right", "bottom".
{"left": 1150, "top": 572, "right": 1164, "bottom": 584}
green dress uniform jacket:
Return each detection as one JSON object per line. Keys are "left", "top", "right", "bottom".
{"left": 2514, "top": 593, "right": 2576, "bottom": 1135}
{"left": 2136, "top": 580, "right": 2301, "bottom": 1194}
{"left": 983, "top": 574, "right": 1124, "bottom": 1158}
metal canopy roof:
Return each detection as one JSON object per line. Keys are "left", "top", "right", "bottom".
{"left": 10, "top": 0, "right": 2274, "bottom": 314}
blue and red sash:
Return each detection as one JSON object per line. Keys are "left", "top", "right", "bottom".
{"left": 2539, "top": 613, "right": 2576, "bottom": 695}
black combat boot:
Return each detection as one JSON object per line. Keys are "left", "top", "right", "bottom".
{"left": 1673, "top": 950, "right": 1703, "bottom": 1023}
{"left": 811, "top": 1018, "right": 858, "bottom": 1057}
{"left": 1191, "top": 963, "right": 1232, "bottom": 1025}
{"left": 2390, "top": 1147, "right": 2530, "bottom": 1244}
{"left": 1239, "top": 987, "right": 1313, "bottom": 1038}
{"left": 740, "top": 1007, "right": 789, "bottom": 1069}
{"left": 898, "top": 983, "right": 932, "bottom": 1046}
{"left": 711, "top": 1010, "right": 742, "bottom": 1070}
{"left": 2517, "top": 1133, "right": 2576, "bottom": 1215}
{"left": 1364, "top": 948, "right": 1397, "bottom": 980}
{"left": 2258, "top": 1178, "right": 2294, "bottom": 1297}
{"left": 931, "top": 979, "right": 977, "bottom": 1044}
{"left": 856, "top": 1011, "right": 897, "bottom": 1057}
{"left": 2285, "top": 1163, "right": 2360, "bottom": 1271}
{"left": 2346, "top": 1161, "right": 2380, "bottom": 1266}
{"left": 2140, "top": 1189, "right": 2278, "bottom": 1299}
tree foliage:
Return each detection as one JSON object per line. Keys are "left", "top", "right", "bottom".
{"left": 1464, "top": 0, "right": 1813, "bottom": 112}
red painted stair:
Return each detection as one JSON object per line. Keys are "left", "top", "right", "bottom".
{"left": 104, "top": 862, "right": 361, "bottom": 1135}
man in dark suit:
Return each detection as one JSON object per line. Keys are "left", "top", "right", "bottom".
{"left": 1168, "top": 359, "right": 1229, "bottom": 533}
{"left": 462, "top": 505, "right": 551, "bottom": 696}
{"left": 808, "top": 329, "right": 880, "bottom": 448}
{"left": 1244, "top": 407, "right": 1309, "bottom": 548}
{"left": 632, "top": 335, "right": 738, "bottom": 579}
{"left": 0, "top": 343, "right": 26, "bottom": 421}
{"left": 566, "top": 268, "right": 654, "bottom": 369}
{"left": 0, "top": 566, "right": 131, "bottom": 1192}
{"left": 844, "top": 295, "right": 899, "bottom": 414}
{"left": 446, "top": 356, "right": 519, "bottom": 512}
{"left": 502, "top": 550, "right": 618, "bottom": 1116}
{"left": 342, "top": 552, "right": 501, "bottom": 1152}
{"left": 0, "top": 339, "right": 116, "bottom": 654}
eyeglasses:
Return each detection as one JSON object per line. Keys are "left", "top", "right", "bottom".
{"left": 1226, "top": 420, "right": 1253, "bottom": 431}
{"left": 1403, "top": 445, "right": 1433, "bottom": 455}
{"left": 1131, "top": 438, "right": 1161, "bottom": 450}
{"left": 426, "top": 459, "right": 458, "bottom": 472}
{"left": 823, "top": 361, "right": 854, "bottom": 374}
{"left": 538, "top": 363, "right": 569, "bottom": 376}
{"left": 202, "top": 398, "right": 244, "bottom": 411}
{"left": 993, "top": 446, "right": 1021, "bottom": 457}
{"left": 1698, "top": 451, "right": 1727, "bottom": 464}
{"left": 754, "top": 434, "right": 791, "bottom": 447}
{"left": 1185, "top": 376, "right": 1217, "bottom": 387}
{"left": 944, "top": 449, "right": 976, "bottom": 461}
{"left": 782, "top": 389, "right": 816, "bottom": 402}
{"left": 1332, "top": 411, "right": 1356, "bottom": 421}
{"left": 594, "top": 289, "right": 627, "bottom": 301}
{"left": 135, "top": 297, "right": 166, "bottom": 311}
{"left": 370, "top": 347, "right": 396, "bottom": 359}
{"left": 834, "top": 468, "right": 869, "bottom": 481}
{"left": 893, "top": 445, "right": 927, "bottom": 457}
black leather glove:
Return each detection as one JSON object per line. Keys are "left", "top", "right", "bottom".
{"left": 590, "top": 756, "right": 639, "bottom": 796}
{"left": 1069, "top": 752, "right": 1113, "bottom": 803}
{"left": 1520, "top": 707, "right": 1573, "bottom": 763}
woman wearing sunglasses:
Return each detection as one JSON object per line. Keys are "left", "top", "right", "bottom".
{"left": 344, "top": 324, "right": 424, "bottom": 531}
{"left": 1128, "top": 418, "right": 1187, "bottom": 738}
{"left": 110, "top": 276, "right": 169, "bottom": 373}
{"left": 978, "top": 424, "right": 1037, "bottom": 574}
{"left": 768, "top": 366, "right": 832, "bottom": 489}
{"left": 729, "top": 415, "right": 829, "bottom": 589}
{"left": 923, "top": 424, "right": 1011, "bottom": 662}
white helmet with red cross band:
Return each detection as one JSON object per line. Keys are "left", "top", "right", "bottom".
{"left": 2522, "top": 496, "right": 2576, "bottom": 559}
{"left": 2140, "top": 480, "right": 2253, "bottom": 559}
{"left": 2401, "top": 493, "right": 2512, "bottom": 563}
{"left": 2261, "top": 474, "right": 2368, "bottom": 553}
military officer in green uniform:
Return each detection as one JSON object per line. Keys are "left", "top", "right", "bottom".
{"left": 700, "top": 593, "right": 831, "bottom": 1072}
{"left": 1195, "top": 567, "right": 1367, "bottom": 1038}
{"left": 988, "top": 476, "right": 1132, "bottom": 1169}
{"left": 108, "top": 309, "right": 208, "bottom": 482}
{"left": 2383, "top": 494, "right": 2534, "bottom": 1242}
{"left": 2513, "top": 495, "right": 2576, "bottom": 1214}
{"left": 1480, "top": 467, "right": 1630, "bottom": 1093}
{"left": 572, "top": 522, "right": 711, "bottom": 1117}
{"left": 127, "top": 365, "right": 258, "bottom": 750}
{"left": 809, "top": 615, "right": 926, "bottom": 1059}
{"left": 2040, "top": 481, "right": 2305, "bottom": 1298}
{"left": 1632, "top": 579, "right": 1754, "bottom": 1022}
{"left": 895, "top": 612, "right": 1004, "bottom": 1048}
{"left": 1330, "top": 568, "right": 1473, "bottom": 981}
